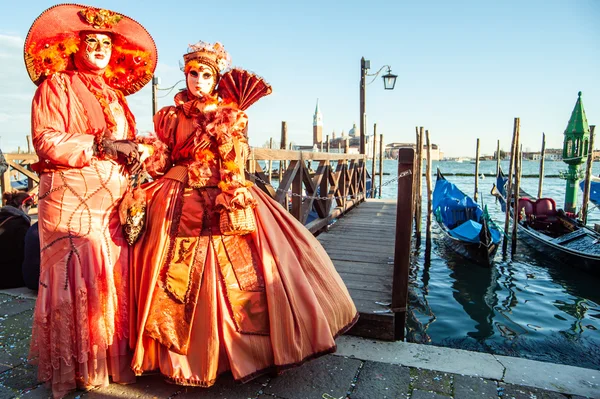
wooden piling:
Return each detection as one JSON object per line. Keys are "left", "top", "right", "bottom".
{"left": 392, "top": 147, "right": 415, "bottom": 340}
{"left": 26, "top": 135, "right": 32, "bottom": 154}
{"left": 496, "top": 139, "right": 501, "bottom": 176}
{"left": 503, "top": 117, "right": 519, "bottom": 255}
{"left": 474, "top": 138, "right": 480, "bottom": 202}
{"left": 371, "top": 124, "right": 377, "bottom": 198}
{"left": 268, "top": 138, "right": 273, "bottom": 182}
{"left": 279, "top": 121, "right": 287, "bottom": 184}
{"left": 538, "top": 133, "right": 546, "bottom": 199}
{"left": 414, "top": 127, "right": 422, "bottom": 241}
{"left": 512, "top": 135, "right": 522, "bottom": 255}
{"left": 425, "top": 130, "right": 433, "bottom": 252}
{"left": 378, "top": 134, "right": 384, "bottom": 198}
{"left": 582, "top": 125, "right": 596, "bottom": 225}
{"left": 326, "top": 135, "right": 330, "bottom": 152}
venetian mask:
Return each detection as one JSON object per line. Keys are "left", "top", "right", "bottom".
{"left": 186, "top": 63, "right": 216, "bottom": 98}
{"left": 75, "top": 33, "right": 112, "bottom": 71}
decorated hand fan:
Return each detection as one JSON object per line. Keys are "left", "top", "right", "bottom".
{"left": 217, "top": 68, "right": 272, "bottom": 111}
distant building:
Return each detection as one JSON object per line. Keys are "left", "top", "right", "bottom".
{"left": 385, "top": 142, "right": 443, "bottom": 160}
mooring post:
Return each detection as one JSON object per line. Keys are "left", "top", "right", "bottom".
{"left": 474, "top": 138, "right": 480, "bottom": 202}
{"left": 582, "top": 126, "right": 596, "bottom": 224}
{"left": 392, "top": 147, "right": 415, "bottom": 340}
{"left": 538, "top": 133, "right": 546, "bottom": 199}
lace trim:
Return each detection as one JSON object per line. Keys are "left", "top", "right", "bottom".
{"left": 30, "top": 289, "right": 91, "bottom": 381}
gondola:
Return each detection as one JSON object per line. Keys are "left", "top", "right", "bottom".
{"left": 433, "top": 169, "right": 501, "bottom": 266}
{"left": 492, "top": 167, "right": 600, "bottom": 276}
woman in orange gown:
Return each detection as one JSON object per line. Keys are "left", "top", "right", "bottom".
{"left": 24, "top": 5, "right": 157, "bottom": 398}
{"left": 130, "top": 41, "right": 358, "bottom": 386}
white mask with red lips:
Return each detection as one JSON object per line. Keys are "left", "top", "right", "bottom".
{"left": 186, "top": 63, "right": 216, "bottom": 99}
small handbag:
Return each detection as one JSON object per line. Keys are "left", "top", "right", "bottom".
{"left": 119, "top": 174, "right": 147, "bottom": 245}
{"left": 219, "top": 205, "right": 256, "bottom": 236}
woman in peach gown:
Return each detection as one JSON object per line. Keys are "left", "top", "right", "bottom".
{"left": 24, "top": 4, "right": 157, "bottom": 398}
{"left": 130, "top": 41, "right": 358, "bottom": 387}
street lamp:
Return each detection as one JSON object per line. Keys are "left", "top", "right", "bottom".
{"left": 359, "top": 57, "right": 397, "bottom": 154}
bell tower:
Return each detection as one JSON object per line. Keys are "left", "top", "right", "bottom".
{"left": 313, "top": 99, "right": 323, "bottom": 146}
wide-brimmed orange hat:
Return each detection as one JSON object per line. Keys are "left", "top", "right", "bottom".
{"left": 24, "top": 3, "right": 157, "bottom": 95}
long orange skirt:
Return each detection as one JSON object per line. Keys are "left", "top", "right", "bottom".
{"left": 130, "top": 177, "right": 357, "bottom": 386}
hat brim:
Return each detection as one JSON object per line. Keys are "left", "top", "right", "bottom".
{"left": 24, "top": 3, "right": 157, "bottom": 95}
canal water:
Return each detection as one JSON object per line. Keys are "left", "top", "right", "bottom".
{"left": 376, "top": 159, "right": 600, "bottom": 371}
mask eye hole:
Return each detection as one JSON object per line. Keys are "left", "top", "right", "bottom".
{"left": 202, "top": 72, "right": 212, "bottom": 80}
{"left": 189, "top": 70, "right": 199, "bottom": 78}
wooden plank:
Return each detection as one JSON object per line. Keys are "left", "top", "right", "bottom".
{"left": 315, "top": 198, "right": 399, "bottom": 341}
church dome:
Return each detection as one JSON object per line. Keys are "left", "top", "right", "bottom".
{"left": 349, "top": 123, "right": 358, "bottom": 137}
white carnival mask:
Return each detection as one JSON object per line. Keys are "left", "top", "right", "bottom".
{"left": 76, "top": 33, "right": 112, "bottom": 71}
{"left": 186, "top": 63, "right": 216, "bottom": 98}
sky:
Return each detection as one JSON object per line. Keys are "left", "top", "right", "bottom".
{"left": 1, "top": 0, "right": 599, "bottom": 158}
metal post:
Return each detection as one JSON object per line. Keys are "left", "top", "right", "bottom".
{"left": 152, "top": 75, "right": 159, "bottom": 116}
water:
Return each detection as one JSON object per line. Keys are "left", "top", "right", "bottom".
{"left": 378, "top": 159, "right": 600, "bottom": 370}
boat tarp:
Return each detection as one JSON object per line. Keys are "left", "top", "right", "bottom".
{"left": 449, "top": 218, "right": 502, "bottom": 244}
{"left": 449, "top": 219, "right": 483, "bottom": 243}
{"left": 580, "top": 178, "right": 600, "bottom": 205}
{"left": 433, "top": 178, "right": 483, "bottom": 229}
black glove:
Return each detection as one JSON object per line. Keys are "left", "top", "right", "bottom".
{"left": 101, "top": 139, "right": 141, "bottom": 174}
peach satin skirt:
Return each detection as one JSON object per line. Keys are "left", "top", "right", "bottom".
{"left": 130, "top": 177, "right": 357, "bottom": 386}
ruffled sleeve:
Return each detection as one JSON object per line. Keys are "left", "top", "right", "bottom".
{"left": 31, "top": 74, "right": 95, "bottom": 169}
{"left": 137, "top": 106, "right": 177, "bottom": 178}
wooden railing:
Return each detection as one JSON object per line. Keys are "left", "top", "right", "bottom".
{"left": 0, "top": 153, "right": 40, "bottom": 197}
{"left": 248, "top": 148, "right": 368, "bottom": 235}
{"left": 1, "top": 150, "right": 368, "bottom": 232}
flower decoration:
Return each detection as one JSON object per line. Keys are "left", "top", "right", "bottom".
{"left": 78, "top": 8, "right": 123, "bottom": 29}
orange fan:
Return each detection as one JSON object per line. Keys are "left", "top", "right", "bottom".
{"left": 217, "top": 68, "right": 272, "bottom": 111}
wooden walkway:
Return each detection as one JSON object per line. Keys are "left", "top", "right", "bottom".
{"left": 317, "top": 199, "right": 398, "bottom": 340}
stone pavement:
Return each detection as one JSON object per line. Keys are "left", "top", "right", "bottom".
{"left": 1, "top": 288, "right": 598, "bottom": 399}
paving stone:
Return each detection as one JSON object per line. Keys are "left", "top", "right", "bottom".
{"left": 410, "top": 389, "right": 451, "bottom": 399}
{"left": 0, "top": 364, "right": 39, "bottom": 393}
{"left": 18, "top": 384, "right": 52, "bottom": 399}
{"left": 350, "top": 360, "right": 409, "bottom": 399}
{"left": 0, "top": 298, "right": 35, "bottom": 318}
{"left": 498, "top": 382, "right": 569, "bottom": 398}
{"left": 0, "top": 337, "right": 31, "bottom": 373}
{"left": 79, "top": 374, "right": 181, "bottom": 398}
{"left": 263, "top": 355, "right": 362, "bottom": 399}
{"left": 452, "top": 374, "right": 498, "bottom": 399}
{"left": 175, "top": 373, "right": 263, "bottom": 399}
{"left": 410, "top": 368, "right": 453, "bottom": 396}
{"left": 0, "top": 384, "right": 19, "bottom": 399}
{"left": 0, "top": 311, "right": 33, "bottom": 351}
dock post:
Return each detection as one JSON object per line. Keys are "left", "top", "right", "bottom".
{"left": 378, "top": 134, "right": 384, "bottom": 198}
{"left": 392, "top": 147, "right": 415, "bottom": 340}
{"left": 538, "top": 133, "right": 546, "bottom": 198}
{"left": 582, "top": 125, "right": 596, "bottom": 224}
{"left": 474, "top": 138, "right": 480, "bottom": 202}
{"left": 371, "top": 123, "right": 377, "bottom": 198}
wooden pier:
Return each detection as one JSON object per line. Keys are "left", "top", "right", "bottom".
{"left": 317, "top": 199, "right": 399, "bottom": 340}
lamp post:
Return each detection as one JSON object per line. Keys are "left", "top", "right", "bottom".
{"left": 152, "top": 75, "right": 160, "bottom": 116}
{"left": 359, "top": 57, "right": 397, "bottom": 154}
